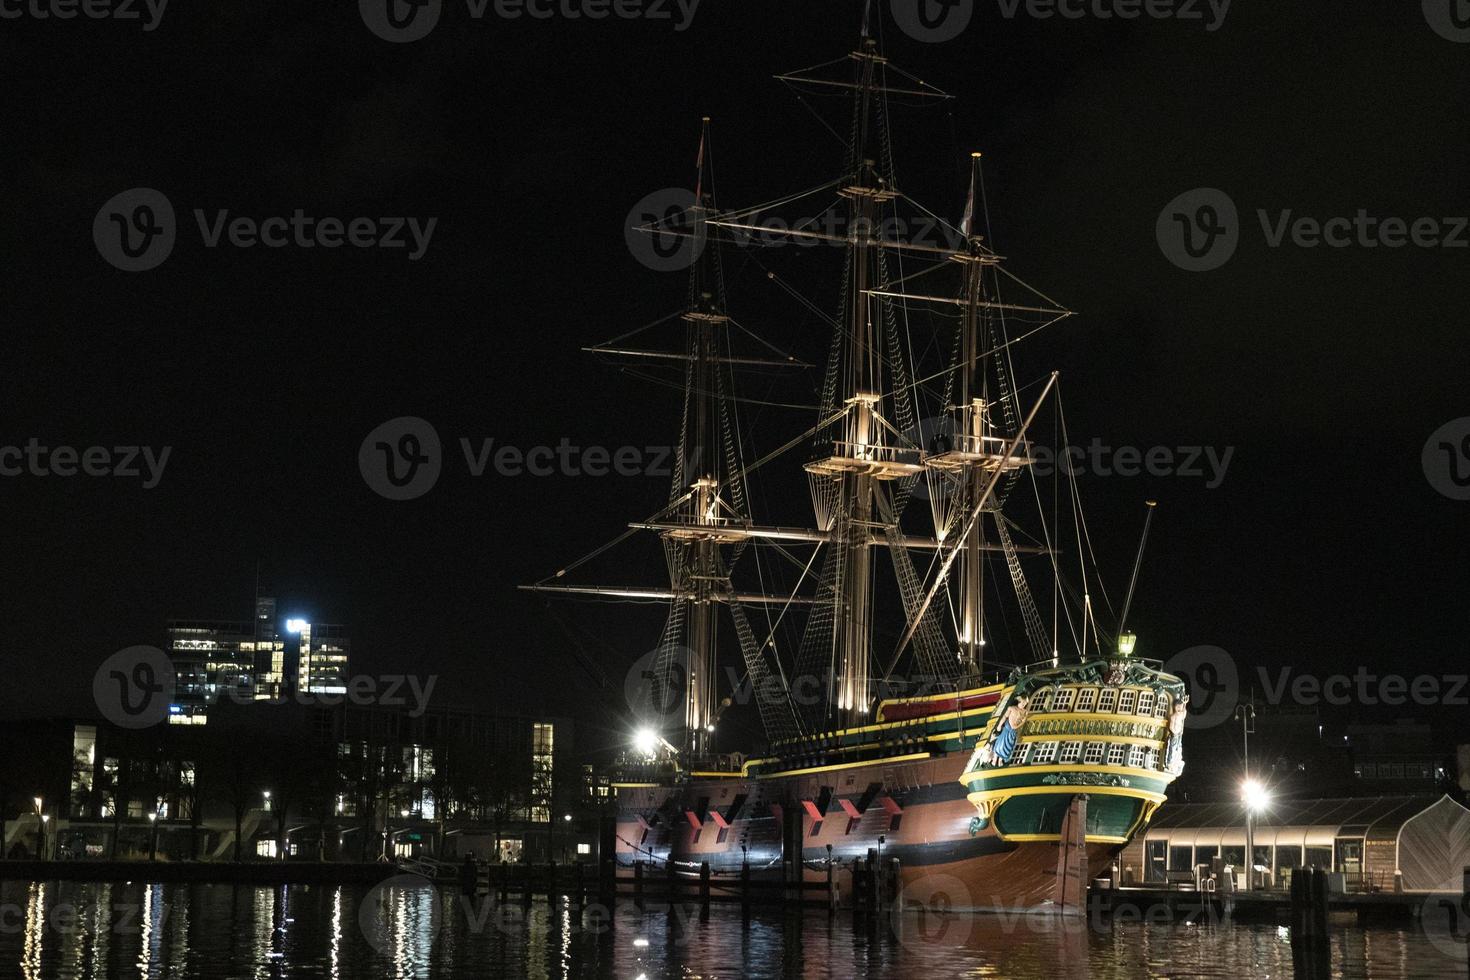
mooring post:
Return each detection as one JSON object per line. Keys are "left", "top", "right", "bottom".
{"left": 634, "top": 860, "right": 645, "bottom": 908}
{"left": 597, "top": 814, "right": 617, "bottom": 916}
{"left": 740, "top": 850, "right": 751, "bottom": 918}
{"left": 699, "top": 862, "right": 711, "bottom": 920}
{"left": 865, "top": 848, "right": 879, "bottom": 922}
{"left": 826, "top": 844, "right": 836, "bottom": 916}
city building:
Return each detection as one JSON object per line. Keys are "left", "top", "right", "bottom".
{"left": 0, "top": 701, "right": 580, "bottom": 865}
{"left": 164, "top": 596, "right": 346, "bottom": 721}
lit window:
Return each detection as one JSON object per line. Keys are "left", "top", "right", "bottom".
{"left": 1032, "top": 688, "right": 1054, "bottom": 713}
{"left": 1098, "top": 688, "right": 1118, "bottom": 713}
{"left": 1059, "top": 742, "right": 1083, "bottom": 764}
{"left": 577, "top": 843, "right": 591, "bottom": 856}
{"left": 1083, "top": 742, "right": 1106, "bottom": 765}
{"left": 1053, "top": 688, "right": 1076, "bottom": 713}
{"left": 1107, "top": 743, "right": 1128, "bottom": 767}
{"left": 1118, "top": 690, "right": 1138, "bottom": 715}
{"left": 1076, "top": 688, "right": 1098, "bottom": 713}
{"left": 1127, "top": 745, "right": 1146, "bottom": 769}
{"left": 1153, "top": 694, "right": 1170, "bottom": 718}
{"left": 1033, "top": 742, "right": 1058, "bottom": 764}
{"left": 1137, "top": 691, "right": 1156, "bottom": 716}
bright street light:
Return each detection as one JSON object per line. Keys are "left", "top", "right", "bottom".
{"left": 1241, "top": 778, "right": 1271, "bottom": 813}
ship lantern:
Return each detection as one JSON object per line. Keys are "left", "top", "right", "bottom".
{"left": 1117, "top": 632, "right": 1138, "bottom": 657}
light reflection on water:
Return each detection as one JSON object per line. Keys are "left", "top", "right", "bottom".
{"left": 0, "top": 879, "right": 1459, "bottom": 979}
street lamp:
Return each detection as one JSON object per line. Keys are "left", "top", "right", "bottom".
{"left": 1234, "top": 703, "right": 1258, "bottom": 889}
{"left": 262, "top": 790, "right": 272, "bottom": 812}
{"left": 39, "top": 815, "right": 50, "bottom": 861}
{"left": 148, "top": 812, "right": 160, "bottom": 861}
{"left": 1240, "top": 777, "right": 1271, "bottom": 891}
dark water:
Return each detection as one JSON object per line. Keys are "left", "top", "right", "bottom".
{"left": 0, "top": 878, "right": 1461, "bottom": 979}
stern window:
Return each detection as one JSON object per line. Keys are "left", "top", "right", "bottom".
{"left": 1059, "top": 742, "right": 1083, "bottom": 764}
{"left": 1076, "top": 688, "right": 1098, "bottom": 713}
{"left": 1083, "top": 742, "right": 1106, "bottom": 765}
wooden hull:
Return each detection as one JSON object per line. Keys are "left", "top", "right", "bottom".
{"left": 615, "top": 748, "right": 1111, "bottom": 911}
{"left": 614, "top": 659, "right": 1186, "bottom": 912}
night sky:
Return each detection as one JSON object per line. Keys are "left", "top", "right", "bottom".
{"left": 3, "top": 2, "right": 1467, "bottom": 755}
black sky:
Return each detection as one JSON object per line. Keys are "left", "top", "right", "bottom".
{"left": 2, "top": 1, "right": 1468, "bottom": 750}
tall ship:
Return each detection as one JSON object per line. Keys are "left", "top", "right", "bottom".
{"left": 528, "top": 20, "right": 1189, "bottom": 912}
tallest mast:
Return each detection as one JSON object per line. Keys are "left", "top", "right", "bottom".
{"left": 801, "top": 38, "right": 911, "bottom": 729}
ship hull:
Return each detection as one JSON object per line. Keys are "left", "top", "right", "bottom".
{"left": 613, "top": 659, "right": 1185, "bottom": 912}
{"left": 615, "top": 748, "right": 1115, "bottom": 912}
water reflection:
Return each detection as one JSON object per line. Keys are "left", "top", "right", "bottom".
{"left": 0, "top": 879, "right": 1460, "bottom": 979}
